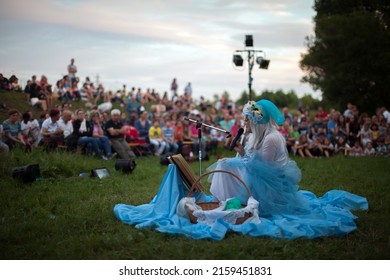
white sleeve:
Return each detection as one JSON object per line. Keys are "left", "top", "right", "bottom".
{"left": 261, "top": 134, "right": 279, "bottom": 162}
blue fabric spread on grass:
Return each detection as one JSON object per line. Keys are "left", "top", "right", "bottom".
{"left": 114, "top": 164, "right": 368, "bottom": 240}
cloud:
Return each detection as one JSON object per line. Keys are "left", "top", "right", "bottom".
{"left": 0, "top": 0, "right": 317, "bottom": 100}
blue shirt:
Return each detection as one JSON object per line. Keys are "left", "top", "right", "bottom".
{"left": 162, "top": 126, "right": 174, "bottom": 141}
{"left": 2, "top": 120, "right": 21, "bottom": 141}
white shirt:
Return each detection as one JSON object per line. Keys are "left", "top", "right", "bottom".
{"left": 41, "top": 118, "right": 60, "bottom": 134}
{"left": 383, "top": 110, "right": 390, "bottom": 124}
{"left": 58, "top": 118, "right": 73, "bottom": 138}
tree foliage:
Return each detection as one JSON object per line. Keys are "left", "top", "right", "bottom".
{"left": 300, "top": 0, "right": 390, "bottom": 113}
{"left": 236, "top": 89, "right": 321, "bottom": 112}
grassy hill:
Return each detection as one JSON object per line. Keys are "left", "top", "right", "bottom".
{"left": 0, "top": 89, "right": 98, "bottom": 122}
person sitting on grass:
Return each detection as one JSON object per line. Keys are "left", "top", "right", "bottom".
{"left": 90, "top": 110, "right": 116, "bottom": 160}
{"left": 149, "top": 120, "right": 166, "bottom": 156}
{"left": 2, "top": 109, "right": 29, "bottom": 151}
{"left": 334, "top": 136, "right": 351, "bottom": 156}
{"left": 0, "top": 124, "right": 10, "bottom": 153}
{"left": 73, "top": 109, "right": 107, "bottom": 160}
{"left": 106, "top": 109, "right": 136, "bottom": 160}
{"left": 20, "top": 111, "right": 40, "bottom": 150}
{"left": 40, "top": 108, "right": 64, "bottom": 150}
{"left": 364, "top": 141, "right": 376, "bottom": 156}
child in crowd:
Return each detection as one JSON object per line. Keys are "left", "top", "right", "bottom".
{"left": 376, "top": 139, "right": 388, "bottom": 156}
{"left": 364, "top": 141, "right": 376, "bottom": 156}
{"left": 349, "top": 141, "right": 364, "bottom": 157}
{"left": 149, "top": 120, "right": 166, "bottom": 156}
{"left": 295, "top": 134, "right": 313, "bottom": 158}
{"left": 322, "top": 137, "right": 334, "bottom": 158}
{"left": 335, "top": 136, "right": 351, "bottom": 156}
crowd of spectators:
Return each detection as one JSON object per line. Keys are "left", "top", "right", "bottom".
{"left": 1, "top": 66, "right": 390, "bottom": 159}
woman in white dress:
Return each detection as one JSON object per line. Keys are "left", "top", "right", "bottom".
{"left": 207, "top": 99, "right": 368, "bottom": 238}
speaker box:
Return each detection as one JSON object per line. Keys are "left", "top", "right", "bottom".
{"left": 12, "top": 164, "right": 40, "bottom": 183}
{"left": 115, "top": 159, "right": 136, "bottom": 174}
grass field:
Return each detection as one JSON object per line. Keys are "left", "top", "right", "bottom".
{"left": 0, "top": 146, "right": 389, "bottom": 260}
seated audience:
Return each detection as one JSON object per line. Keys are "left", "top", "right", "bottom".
{"left": 149, "top": 120, "right": 166, "bottom": 156}
{"left": 162, "top": 119, "right": 178, "bottom": 154}
{"left": 26, "top": 82, "right": 48, "bottom": 111}
{"left": 134, "top": 111, "right": 151, "bottom": 142}
{"left": 364, "top": 141, "right": 376, "bottom": 156}
{"left": 2, "top": 109, "right": 28, "bottom": 151}
{"left": 73, "top": 109, "right": 105, "bottom": 159}
{"left": 20, "top": 111, "right": 40, "bottom": 149}
{"left": 90, "top": 110, "right": 116, "bottom": 159}
{"left": 349, "top": 140, "right": 364, "bottom": 157}
{"left": 106, "top": 109, "right": 136, "bottom": 160}
{"left": 322, "top": 137, "right": 334, "bottom": 158}
{"left": 41, "top": 109, "right": 64, "bottom": 150}
{"left": 58, "top": 110, "right": 77, "bottom": 152}
{"left": 0, "top": 124, "right": 10, "bottom": 152}
{"left": 334, "top": 136, "right": 351, "bottom": 156}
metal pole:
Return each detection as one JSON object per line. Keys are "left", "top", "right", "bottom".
{"left": 248, "top": 50, "right": 254, "bottom": 101}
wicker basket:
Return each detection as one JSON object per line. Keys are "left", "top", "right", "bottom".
{"left": 187, "top": 170, "right": 253, "bottom": 224}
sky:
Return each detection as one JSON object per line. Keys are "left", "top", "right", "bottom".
{"left": 0, "top": 0, "right": 318, "bottom": 101}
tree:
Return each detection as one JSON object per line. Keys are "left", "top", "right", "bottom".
{"left": 300, "top": 0, "right": 390, "bottom": 113}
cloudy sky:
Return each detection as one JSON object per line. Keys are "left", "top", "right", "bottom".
{"left": 0, "top": 0, "right": 318, "bottom": 101}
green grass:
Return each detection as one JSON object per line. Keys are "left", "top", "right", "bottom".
{"left": 0, "top": 147, "right": 389, "bottom": 260}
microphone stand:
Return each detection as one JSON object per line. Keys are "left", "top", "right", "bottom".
{"left": 184, "top": 117, "right": 232, "bottom": 177}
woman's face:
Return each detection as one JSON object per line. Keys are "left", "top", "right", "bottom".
{"left": 244, "top": 117, "right": 252, "bottom": 133}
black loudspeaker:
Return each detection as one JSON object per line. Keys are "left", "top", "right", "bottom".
{"left": 12, "top": 164, "right": 40, "bottom": 183}
{"left": 115, "top": 159, "right": 136, "bottom": 174}
{"left": 245, "top": 35, "right": 253, "bottom": 47}
{"left": 91, "top": 168, "right": 111, "bottom": 179}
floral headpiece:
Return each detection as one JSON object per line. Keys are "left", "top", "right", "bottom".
{"left": 243, "top": 101, "right": 264, "bottom": 124}
{"left": 242, "top": 99, "right": 285, "bottom": 125}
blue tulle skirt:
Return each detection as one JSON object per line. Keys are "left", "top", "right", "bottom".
{"left": 114, "top": 161, "right": 368, "bottom": 240}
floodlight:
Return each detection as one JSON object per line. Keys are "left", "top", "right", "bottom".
{"left": 259, "top": 59, "right": 270, "bottom": 69}
{"left": 233, "top": 54, "right": 244, "bottom": 66}
{"left": 91, "top": 167, "right": 111, "bottom": 179}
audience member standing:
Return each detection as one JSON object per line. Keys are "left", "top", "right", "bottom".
{"left": 170, "top": 78, "right": 178, "bottom": 96}
{"left": 67, "top": 58, "right": 78, "bottom": 84}
{"left": 184, "top": 82, "right": 192, "bottom": 97}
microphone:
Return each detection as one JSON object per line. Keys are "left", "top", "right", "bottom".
{"left": 229, "top": 128, "right": 244, "bottom": 151}
{"left": 183, "top": 116, "right": 189, "bottom": 121}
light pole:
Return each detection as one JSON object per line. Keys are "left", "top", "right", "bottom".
{"left": 233, "top": 35, "right": 270, "bottom": 101}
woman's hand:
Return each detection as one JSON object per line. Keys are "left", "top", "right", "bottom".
{"left": 234, "top": 142, "right": 245, "bottom": 157}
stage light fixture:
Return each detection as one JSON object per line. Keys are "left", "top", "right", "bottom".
{"left": 233, "top": 54, "right": 244, "bottom": 67}
{"left": 245, "top": 35, "right": 253, "bottom": 47}
{"left": 115, "top": 159, "right": 136, "bottom": 174}
{"left": 91, "top": 167, "right": 111, "bottom": 179}
{"left": 12, "top": 164, "right": 40, "bottom": 183}
{"left": 259, "top": 59, "right": 270, "bottom": 69}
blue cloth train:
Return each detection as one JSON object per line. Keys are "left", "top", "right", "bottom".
{"left": 114, "top": 163, "right": 368, "bottom": 240}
